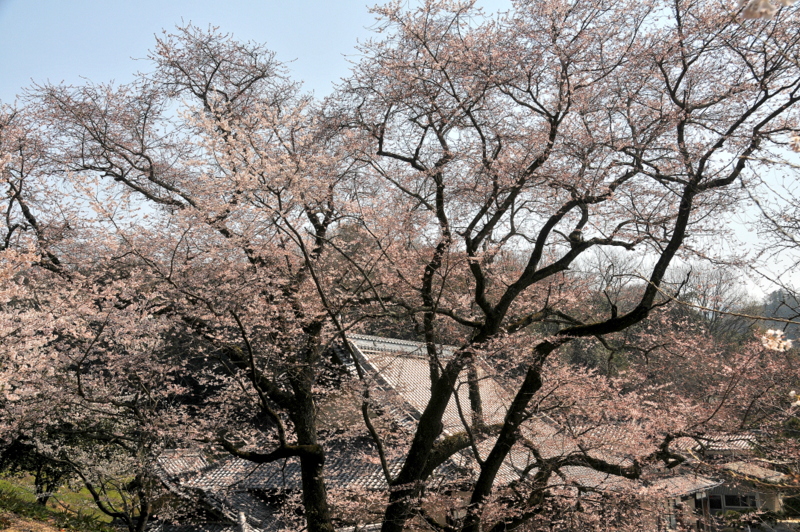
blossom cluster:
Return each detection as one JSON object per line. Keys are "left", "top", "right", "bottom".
{"left": 738, "top": 0, "right": 796, "bottom": 18}
{"left": 790, "top": 391, "right": 800, "bottom": 407}
{"left": 761, "top": 329, "right": 793, "bottom": 351}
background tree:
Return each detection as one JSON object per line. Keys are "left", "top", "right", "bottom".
{"left": 0, "top": 438, "right": 72, "bottom": 507}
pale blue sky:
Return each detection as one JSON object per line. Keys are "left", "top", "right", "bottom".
{"left": 0, "top": 0, "right": 511, "bottom": 104}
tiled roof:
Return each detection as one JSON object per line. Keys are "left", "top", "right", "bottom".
{"left": 560, "top": 466, "right": 633, "bottom": 491}
{"left": 336, "top": 525, "right": 382, "bottom": 532}
{"left": 204, "top": 490, "right": 282, "bottom": 530}
{"left": 447, "top": 442, "right": 532, "bottom": 485}
{"left": 349, "top": 335, "right": 511, "bottom": 434}
{"left": 348, "top": 335, "right": 457, "bottom": 358}
{"left": 672, "top": 434, "right": 756, "bottom": 454}
{"left": 184, "top": 448, "right": 401, "bottom": 492}
{"left": 722, "top": 461, "right": 789, "bottom": 484}
{"left": 349, "top": 335, "right": 645, "bottom": 490}
{"left": 156, "top": 335, "right": 745, "bottom": 531}
{"left": 150, "top": 523, "right": 240, "bottom": 532}
{"left": 157, "top": 450, "right": 210, "bottom": 480}
{"left": 648, "top": 474, "right": 722, "bottom": 497}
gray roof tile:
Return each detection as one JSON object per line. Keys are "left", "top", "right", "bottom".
{"left": 648, "top": 474, "right": 722, "bottom": 497}
{"left": 185, "top": 449, "right": 401, "bottom": 492}
{"left": 159, "top": 335, "right": 736, "bottom": 531}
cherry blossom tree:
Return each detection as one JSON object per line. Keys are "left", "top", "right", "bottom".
{"left": 336, "top": 0, "right": 800, "bottom": 529}
{"left": 0, "top": 27, "right": 360, "bottom": 532}
{"left": 1, "top": 0, "right": 800, "bottom": 530}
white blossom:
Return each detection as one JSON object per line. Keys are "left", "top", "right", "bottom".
{"left": 738, "top": 0, "right": 796, "bottom": 18}
{"left": 761, "top": 329, "right": 793, "bottom": 351}
{"left": 790, "top": 134, "right": 800, "bottom": 152}
{"left": 790, "top": 391, "right": 800, "bottom": 407}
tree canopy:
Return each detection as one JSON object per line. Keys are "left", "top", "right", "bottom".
{"left": 2, "top": 0, "right": 800, "bottom": 531}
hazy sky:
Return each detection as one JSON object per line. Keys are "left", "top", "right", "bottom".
{"left": 0, "top": 0, "right": 511, "bottom": 104}
{"left": 0, "top": 0, "right": 788, "bottom": 294}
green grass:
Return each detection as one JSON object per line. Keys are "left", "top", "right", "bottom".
{"left": 0, "top": 475, "right": 116, "bottom": 532}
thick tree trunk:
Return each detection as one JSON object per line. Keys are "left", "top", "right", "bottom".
{"left": 299, "top": 452, "right": 333, "bottom": 532}
{"left": 461, "top": 345, "right": 552, "bottom": 532}
{"left": 381, "top": 352, "right": 470, "bottom": 532}
{"left": 290, "top": 349, "right": 334, "bottom": 532}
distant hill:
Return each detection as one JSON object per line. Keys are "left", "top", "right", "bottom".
{"left": 761, "top": 290, "right": 800, "bottom": 338}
